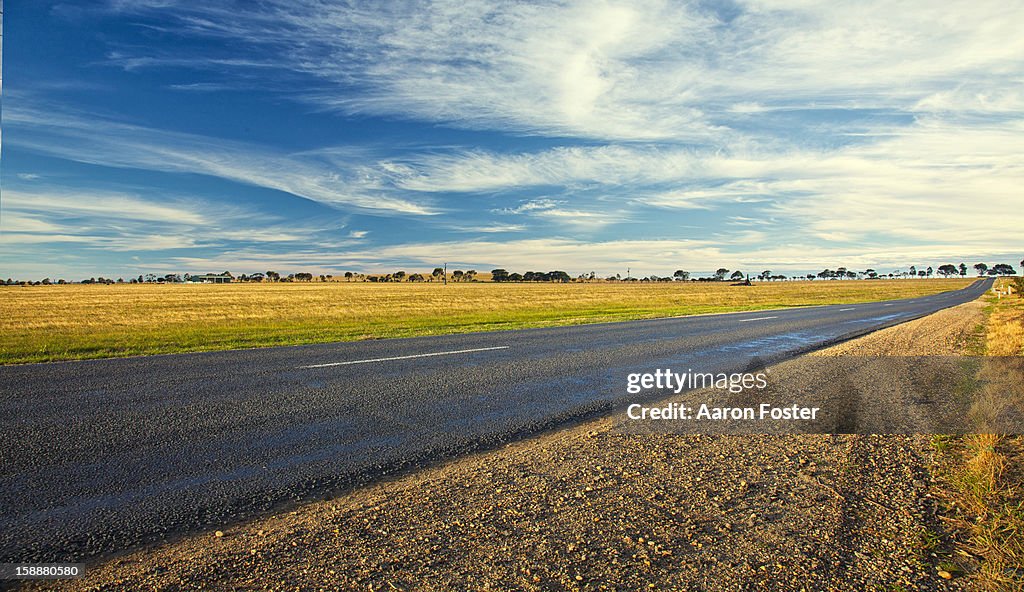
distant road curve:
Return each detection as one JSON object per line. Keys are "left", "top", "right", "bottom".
{"left": 0, "top": 278, "right": 994, "bottom": 563}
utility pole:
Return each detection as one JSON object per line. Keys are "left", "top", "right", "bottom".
{"left": 626, "top": 267, "right": 630, "bottom": 281}
{"left": 443, "top": 263, "right": 447, "bottom": 285}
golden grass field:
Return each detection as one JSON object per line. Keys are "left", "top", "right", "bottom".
{"left": 0, "top": 278, "right": 976, "bottom": 364}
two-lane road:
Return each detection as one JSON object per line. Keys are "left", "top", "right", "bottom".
{"left": 0, "top": 279, "right": 993, "bottom": 563}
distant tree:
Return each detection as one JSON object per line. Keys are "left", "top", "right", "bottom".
{"left": 464, "top": 270, "right": 477, "bottom": 282}
{"left": 714, "top": 268, "right": 729, "bottom": 281}
{"left": 918, "top": 270, "right": 927, "bottom": 278}
{"left": 266, "top": 271, "right": 280, "bottom": 282}
{"left": 758, "top": 270, "right": 772, "bottom": 281}
{"left": 836, "top": 267, "right": 848, "bottom": 279}
{"left": 41, "top": 278, "right": 51, "bottom": 285}
{"left": 344, "top": 272, "right": 354, "bottom": 282}
{"left": 393, "top": 271, "right": 406, "bottom": 281}
{"left": 926, "top": 266, "right": 933, "bottom": 278}
{"left": 937, "top": 264, "right": 958, "bottom": 277}
{"left": 806, "top": 274, "right": 815, "bottom": 280}
{"left": 909, "top": 265, "right": 917, "bottom": 278}
{"left": 431, "top": 267, "right": 445, "bottom": 282}
{"left": 673, "top": 270, "right": 690, "bottom": 281}
{"left": 408, "top": 273, "right": 425, "bottom": 282}
{"left": 865, "top": 269, "right": 877, "bottom": 279}
{"left": 974, "top": 263, "right": 988, "bottom": 276}
{"left": 958, "top": 263, "right": 968, "bottom": 277}
{"left": 491, "top": 269, "right": 510, "bottom": 282}
{"left": 992, "top": 263, "right": 1017, "bottom": 276}
{"left": 508, "top": 272, "right": 523, "bottom": 282}
{"left": 452, "top": 270, "right": 464, "bottom": 282}
{"left": 729, "top": 270, "right": 745, "bottom": 281}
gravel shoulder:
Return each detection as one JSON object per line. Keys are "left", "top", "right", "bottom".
{"left": 34, "top": 300, "right": 987, "bottom": 591}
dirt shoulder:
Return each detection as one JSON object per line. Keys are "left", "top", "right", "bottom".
{"left": 39, "top": 301, "right": 987, "bottom": 591}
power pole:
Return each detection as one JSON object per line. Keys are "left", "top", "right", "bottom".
{"left": 443, "top": 263, "right": 447, "bottom": 285}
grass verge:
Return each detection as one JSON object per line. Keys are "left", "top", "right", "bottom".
{"left": 934, "top": 279, "right": 1024, "bottom": 590}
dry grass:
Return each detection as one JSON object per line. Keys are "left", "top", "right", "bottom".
{"left": 0, "top": 278, "right": 974, "bottom": 364}
{"left": 941, "top": 434, "right": 1024, "bottom": 590}
{"left": 936, "top": 279, "right": 1024, "bottom": 590}
{"left": 987, "top": 303, "right": 1024, "bottom": 357}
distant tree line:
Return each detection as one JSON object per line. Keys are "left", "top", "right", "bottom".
{"left": 490, "top": 269, "right": 572, "bottom": 283}
{"left": 3, "top": 259, "right": 1021, "bottom": 286}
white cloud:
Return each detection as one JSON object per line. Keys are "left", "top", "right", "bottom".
{"left": 495, "top": 199, "right": 561, "bottom": 214}
{"left": 393, "top": 146, "right": 704, "bottom": 193}
{"left": 530, "top": 208, "right": 624, "bottom": 230}
{"left": 449, "top": 224, "right": 527, "bottom": 233}
{"left": 492, "top": 198, "right": 625, "bottom": 230}
{"left": 4, "top": 189, "right": 209, "bottom": 225}
{"left": 2, "top": 212, "right": 65, "bottom": 233}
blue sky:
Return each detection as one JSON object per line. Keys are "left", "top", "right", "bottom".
{"left": 2, "top": 0, "right": 1022, "bottom": 279}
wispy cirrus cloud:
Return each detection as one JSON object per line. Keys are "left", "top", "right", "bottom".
{"left": 105, "top": 0, "right": 1024, "bottom": 141}
{"left": 4, "top": 100, "right": 438, "bottom": 217}
{"left": 0, "top": 188, "right": 362, "bottom": 255}
{"left": 371, "top": 114, "right": 1024, "bottom": 251}
{"left": 4, "top": 188, "right": 209, "bottom": 225}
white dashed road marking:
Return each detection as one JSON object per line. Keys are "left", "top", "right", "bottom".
{"left": 300, "top": 346, "right": 510, "bottom": 368}
{"left": 738, "top": 316, "right": 779, "bottom": 323}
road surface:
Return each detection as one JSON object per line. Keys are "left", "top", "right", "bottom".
{"left": 0, "top": 279, "right": 993, "bottom": 563}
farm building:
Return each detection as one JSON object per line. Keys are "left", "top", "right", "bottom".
{"left": 190, "top": 272, "right": 234, "bottom": 284}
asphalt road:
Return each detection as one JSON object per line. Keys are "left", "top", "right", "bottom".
{"left": 0, "top": 279, "right": 993, "bottom": 564}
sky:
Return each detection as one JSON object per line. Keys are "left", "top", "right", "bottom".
{"left": 1, "top": 0, "right": 1022, "bottom": 280}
